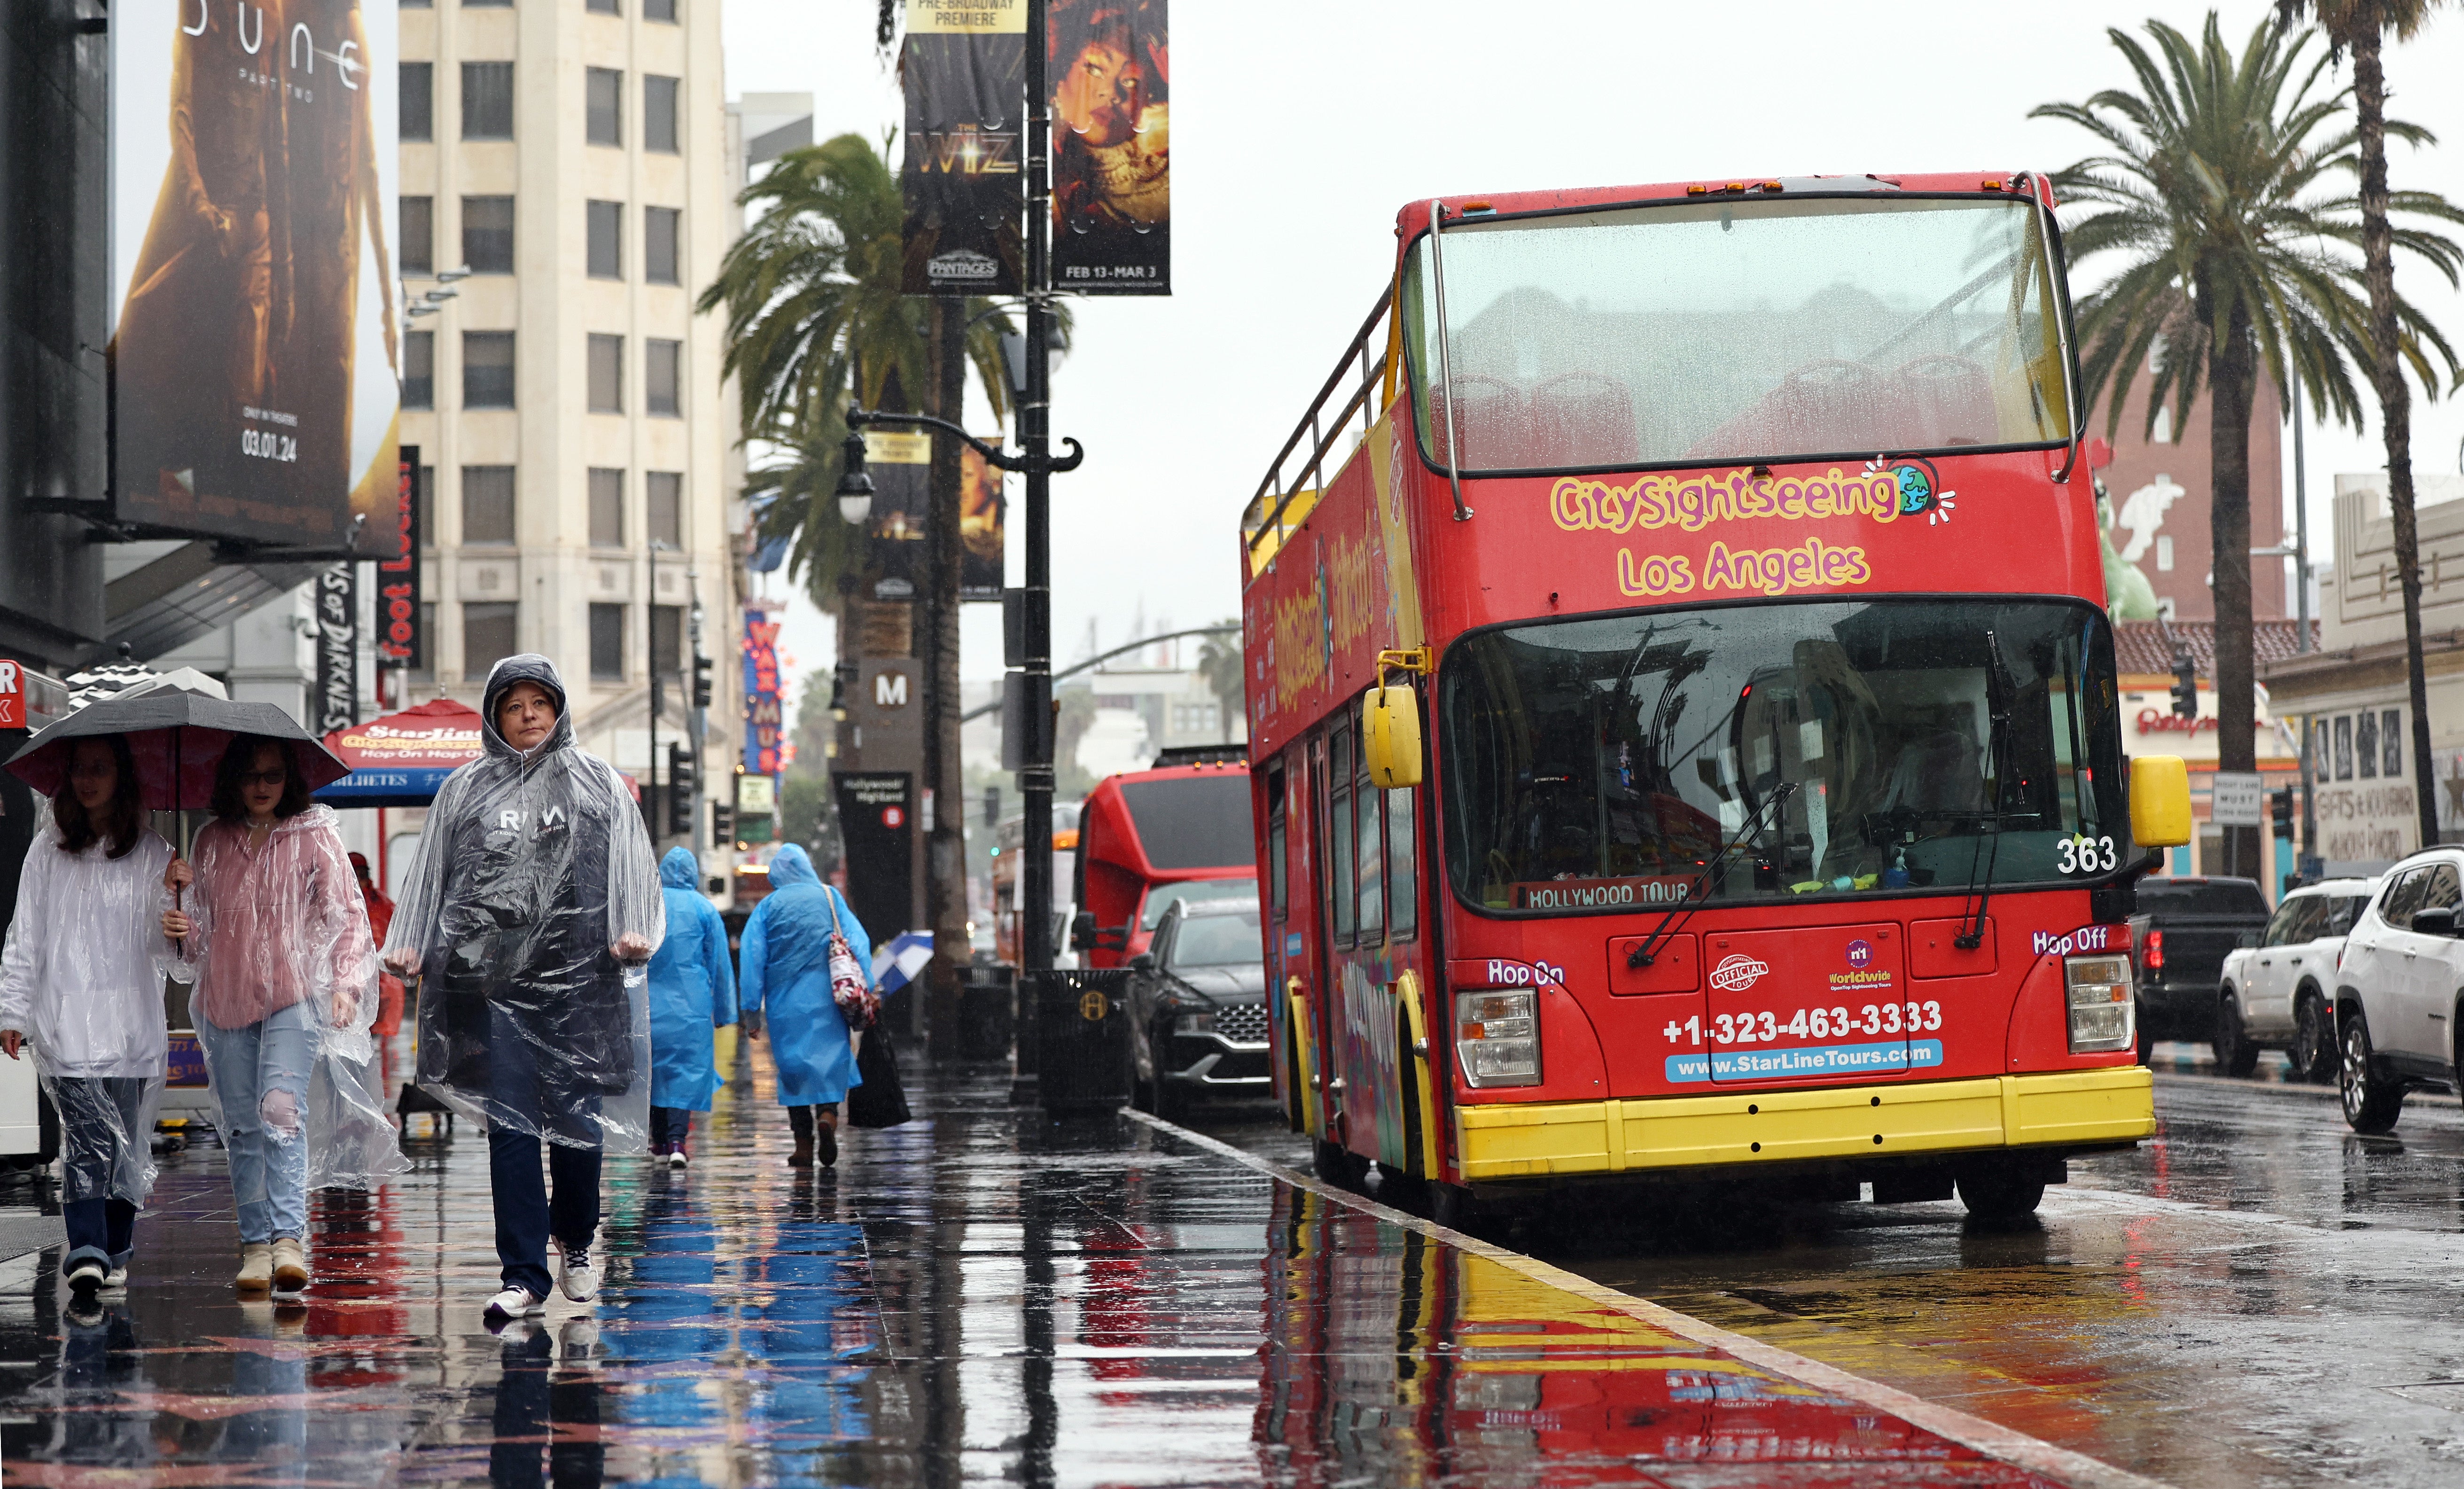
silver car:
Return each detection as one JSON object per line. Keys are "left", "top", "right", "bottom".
{"left": 2215, "top": 877, "right": 2378, "bottom": 1081}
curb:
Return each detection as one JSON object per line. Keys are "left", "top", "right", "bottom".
{"left": 1127, "top": 1108, "right": 2172, "bottom": 1489}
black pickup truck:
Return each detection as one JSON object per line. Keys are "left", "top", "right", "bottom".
{"left": 2128, "top": 876, "right": 2274, "bottom": 1061}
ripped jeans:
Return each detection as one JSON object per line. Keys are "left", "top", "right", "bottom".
{"left": 202, "top": 1000, "right": 314, "bottom": 1243}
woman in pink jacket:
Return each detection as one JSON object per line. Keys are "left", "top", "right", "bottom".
{"left": 163, "top": 735, "right": 379, "bottom": 1297}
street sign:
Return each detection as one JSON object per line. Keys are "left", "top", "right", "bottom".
{"left": 2211, "top": 771, "right": 2264, "bottom": 826}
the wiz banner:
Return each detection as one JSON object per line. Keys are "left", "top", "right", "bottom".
{"left": 900, "top": 0, "right": 1024, "bottom": 296}
{"left": 112, "top": 1, "right": 404, "bottom": 554}
{"left": 1049, "top": 0, "right": 1168, "bottom": 295}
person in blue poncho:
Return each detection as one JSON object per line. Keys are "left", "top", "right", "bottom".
{"left": 738, "top": 844, "right": 868, "bottom": 1169}
{"left": 647, "top": 847, "right": 736, "bottom": 1168}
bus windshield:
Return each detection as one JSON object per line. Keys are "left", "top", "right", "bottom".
{"left": 1441, "top": 598, "right": 2127, "bottom": 914}
{"left": 1404, "top": 196, "right": 2071, "bottom": 472}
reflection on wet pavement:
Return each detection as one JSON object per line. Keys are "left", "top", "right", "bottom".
{"left": 0, "top": 1063, "right": 2082, "bottom": 1487}
{"left": 1539, "top": 1073, "right": 2464, "bottom": 1489}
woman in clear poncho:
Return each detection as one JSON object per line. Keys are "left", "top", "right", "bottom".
{"left": 162, "top": 733, "right": 405, "bottom": 1297}
{"left": 381, "top": 655, "right": 663, "bottom": 1323}
{"left": 0, "top": 735, "right": 174, "bottom": 1300}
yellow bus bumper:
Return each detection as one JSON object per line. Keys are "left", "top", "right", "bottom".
{"left": 1453, "top": 1067, "right": 2153, "bottom": 1183}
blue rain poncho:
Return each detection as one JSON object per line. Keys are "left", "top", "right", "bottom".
{"left": 648, "top": 847, "right": 736, "bottom": 1112}
{"left": 739, "top": 844, "right": 867, "bottom": 1107}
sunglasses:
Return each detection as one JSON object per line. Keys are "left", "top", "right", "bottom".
{"left": 240, "top": 769, "right": 289, "bottom": 787}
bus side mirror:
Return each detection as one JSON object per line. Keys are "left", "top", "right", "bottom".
{"left": 1070, "top": 911, "right": 1096, "bottom": 951}
{"left": 2130, "top": 755, "right": 2192, "bottom": 848}
{"left": 1362, "top": 684, "right": 1423, "bottom": 788}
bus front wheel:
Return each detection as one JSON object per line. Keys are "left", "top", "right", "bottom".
{"left": 1955, "top": 1165, "right": 2045, "bottom": 1224}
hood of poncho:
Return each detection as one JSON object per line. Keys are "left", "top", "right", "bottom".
{"left": 768, "top": 843, "right": 820, "bottom": 889}
{"left": 479, "top": 655, "right": 574, "bottom": 764}
{"left": 661, "top": 845, "right": 699, "bottom": 889}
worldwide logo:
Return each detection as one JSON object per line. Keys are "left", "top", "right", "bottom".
{"left": 1708, "top": 953, "right": 1770, "bottom": 993}
{"left": 1846, "top": 938, "right": 1873, "bottom": 969}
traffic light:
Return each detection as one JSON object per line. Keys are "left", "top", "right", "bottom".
{"left": 666, "top": 742, "right": 696, "bottom": 836}
{"left": 2169, "top": 656, "right": 2198, "bottom": 719}
{"left": 983, "top": 785, "right": 1002, "bottom": 828}
{"left": 829, "top": 659, "right": 858, "bottom": 711}
{"left": 2271, "top": 787, "right": 2295, "bottom": 837}
{"left": 711, "top": 802, "right": 736, "bottom": 848}
{"left": 691, "top": 654, "right": 713, "bottom": 710}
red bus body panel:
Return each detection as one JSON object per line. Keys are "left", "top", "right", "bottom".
{"left": 1076, "top": 763, "right": 1255, "bottom": 968}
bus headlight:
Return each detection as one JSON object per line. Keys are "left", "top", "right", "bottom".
{"left": 1456, "top": 989, "right": 1540, "bottom": 1087}
{"left": 2066, "top": 954, "right": 2134, "bottom": 1052}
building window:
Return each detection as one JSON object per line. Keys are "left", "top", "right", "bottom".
{"left": 589, "top": 468, "right": 625, "bottom": 548}
{"left": 463, "top": 332, "right": 515, "bottom": 407}
{"left": 462, "top": 195, "right": 514, "bottom": 274}
{"left": 586, "top": 200, "right": 623, "bottom": 279}
{"left": 586, "top": 0, "right": 618, "bottom": 12}
{"left": 461, "top": 466, "right": 516, "bottom": 545}
{"left": 586, "top": 68, "right": 623, "bottom": 148}
{"left": 646, "top": 0, "right": 677, "bottom": 20}
{"left": 2334, "top": 714, "right": 2354, "bottom": 780}
{"left": 463, "top": 0, "right": 512, "bottom": 8}
{"left": 645, "top": 207, "right": 680, "bottom": 285}
{"left": 419, "top": 467, "right": 437, "bottom": 549}
{"left": 647, "top": 471, "right": 682, "bottom": 548}
{"left": 652, "top": 605, "right": 683, "bottom": 677}
{"left": 403, "top": 332, "right": 434, "bottom": 409}
{"left": 465, "top": 603, "right": 518, "bottom": 679}
{"left": 401, "top": 196, "right": 434, "bottom": 275}
{"left": 644, "top": 76, "right": 680, "bottom": 154}
{"left": 2314, "top": 720, "right": 2331, "bottom": 782}
{"left": 646, "top": 339, "right": 680, "bottom": 416}
{"left": 588, "top": 335, "right": 624, "bottom": 414}
{"left": 401, "top": 63, "right": 433, "bottom": 141}
{"left": 589, "top": 605, "right": 625, "bottom": 682}
{"left": 2155, "top": 535, "right": 2174, "bottom": 572}
{"left": 2358, "top": 711, "right": 2380, "bottom": 779}
{"left": 2384, "top": 709, "right": 2404, "bottom": 778}
{"left": 462, "top": 62, "right": 515, "bottom": 140}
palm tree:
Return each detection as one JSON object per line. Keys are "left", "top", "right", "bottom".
{"left": 2034, "top": 14, "right": 2461, "bottom": 872}
{"left": 1195, "top": 622, "right": 1244, "bottom": 744}
{"left": 699, "top": 131, "right": 1016, "bottom": 998}
{"left": 2275, "top": 0, "right": 2463, "bottom": 850}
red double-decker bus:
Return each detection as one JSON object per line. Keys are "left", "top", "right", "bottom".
{"left": 1240, "top": 171, "right": 2191, "bottom": 1225}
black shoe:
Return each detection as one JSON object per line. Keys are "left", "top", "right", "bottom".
{"left": 815, "top": 1122, "right": 838, "bottom": 1168}
{"left": 65, "top": 1257, "right": 106, "bottom": 1299}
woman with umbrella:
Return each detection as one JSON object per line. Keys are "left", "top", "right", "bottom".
{"left": 162, "top": 734, "right": 386, "bottom": 1296}
{"left": 0, "top": 734, "right": 177, "bottom": 1301}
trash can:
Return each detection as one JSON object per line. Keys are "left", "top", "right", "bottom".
{"left": 1036, "top": 969, "right": 1134, "bottom": 1117}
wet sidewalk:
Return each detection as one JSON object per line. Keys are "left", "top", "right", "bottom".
{"left": 0, "top": 1065, "right": 2144, "bottom": 1488}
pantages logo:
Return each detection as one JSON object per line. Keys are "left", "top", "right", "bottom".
{"left": 927, "top": 249, "right": 1001, "bottom": 283}
{"left": 1708, "top": 953, "right": 1770, "bottom": 993}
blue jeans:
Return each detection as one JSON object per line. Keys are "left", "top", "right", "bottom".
{"left": 202, "top": 1000, "right": 314, "bottom": 1244}
{"left": 54, "top": 1076, "right": 148, "bottom": 1272}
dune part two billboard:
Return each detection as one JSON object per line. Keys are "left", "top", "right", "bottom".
{"left": 112, "top": 0, "right": 403, "bottom": 557}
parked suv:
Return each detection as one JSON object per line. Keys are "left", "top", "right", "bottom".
{"left": 2129, "top": 877, "right": 2273, "bottom": 1061}
{"left": 2334, "top": 851, "right": 2464, "bottom": 1132}
{"left": 1126, "top": 896, "right": 1270, "bottom": 1122}
{"left": 2215, "top": 877, "right": 2379, "bottom": 1080}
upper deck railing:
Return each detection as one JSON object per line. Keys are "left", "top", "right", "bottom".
{"left": 1240, "top": 286, "right": 1393, "bottom": 571}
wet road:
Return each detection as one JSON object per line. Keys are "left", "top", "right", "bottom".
{"left": 0, "top": 1054, "right": 2109, "bottom": 1488}
{"left": 1201, "top": 1043, "right": 2464, "bottom": 1489}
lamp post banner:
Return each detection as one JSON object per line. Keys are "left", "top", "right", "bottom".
{"left": 961, "top": 443, "right": 1007, "bottom": 599}
{"left": 743, "top": 608, "right": 783, "bottom": 776}
{"left": 1048, "top": 0, "right": 1169, "bottom": 295}
{"left": 314, "top": 565, "right": 359, "bottom": 735}
{"left": 109, "top": 0, "right": 405, "bottom": 551}
{"left": 899, "top": 0, "right": 1025, "bottom": 296}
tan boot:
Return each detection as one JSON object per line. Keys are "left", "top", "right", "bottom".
{"left": 270, "top": 1237, "right": 309, "bottom": 1294}
{"left": 235, "top": 1243, "right": 273, "bottom": 1294}
{"left": 788, "top": 1134, "right": 814, "bottom": 1168}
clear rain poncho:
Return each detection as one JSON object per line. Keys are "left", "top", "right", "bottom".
{"left": 384, "top": 656, "right": 663, "bottom": 1154}
{"left": 169, "top": 803, "right": 407, "bottom": 1192}
{"left": 0, "top": 822, "right": 175, "bottom": 1207}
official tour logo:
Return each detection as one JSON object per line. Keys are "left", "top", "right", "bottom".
{"left": 1708, "top": 953, "right": 1770, "bottom": 993}
{"left": 1846, "top": 939, "right": 1873, "bottom": 969}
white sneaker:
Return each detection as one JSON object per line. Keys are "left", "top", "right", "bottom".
{"left": 484, "top": 1286, "right": 546, "bottom": 1322}
{"left": 555, "top": 1242, "right": 600, "bottom": 1303}
{"left": 666, "top": 1148, "right": 688, "bottom": 1169}
{"left": 103, "top": 1266, "right": 127, "bottom": 1290}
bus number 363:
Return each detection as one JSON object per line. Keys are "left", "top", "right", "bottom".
{"left": 1667, "top": 1003, "right": 1945, "bottom": 1045}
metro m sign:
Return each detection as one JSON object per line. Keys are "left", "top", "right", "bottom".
{"left": 874, "top": 672, "right": 908, "bottom": 708}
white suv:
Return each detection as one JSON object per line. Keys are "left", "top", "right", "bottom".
{"left": 2216, "top": 877, "right": 2378, "bottom": 1082}
{"left": 2335, "top": 851, "right": 2464, "bottom": 1132}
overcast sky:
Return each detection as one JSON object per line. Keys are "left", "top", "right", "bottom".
{"left": 719, "top": 0, "right": 2464, "bottom": 712}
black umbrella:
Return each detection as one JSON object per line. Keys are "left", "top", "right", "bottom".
{"left": 4, "top": 684, "right": 350, "bottom": 813}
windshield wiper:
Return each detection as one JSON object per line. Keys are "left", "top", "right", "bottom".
{"left": 1954, "top": 628, "right": 2014, "bottom": 951}
{"left": 1628, "top": 781, "right": 1796, "bottom": 969}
